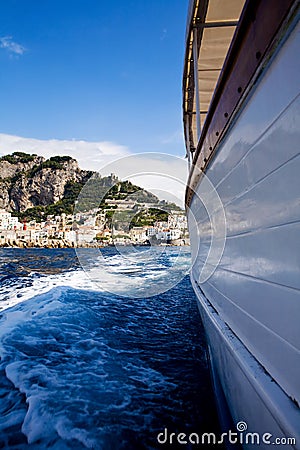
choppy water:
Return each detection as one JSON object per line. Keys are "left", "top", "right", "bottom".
{"left": 0, "top": 247, "right": 220, "bottom": 449}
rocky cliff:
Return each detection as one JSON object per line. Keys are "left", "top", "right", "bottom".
{"left": 0, "top": 152, "right": 93, "bottom": 212}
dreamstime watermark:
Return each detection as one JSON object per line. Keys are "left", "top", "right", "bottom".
{"left": 157, "top": 421, "right": 297, "bottom": 446}
{"left": 74, "top": 153, "right": 227, "bottom": 297}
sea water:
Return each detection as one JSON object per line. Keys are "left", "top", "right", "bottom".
{"left": 0, "top": 247, "right": 220, "bottom": 449}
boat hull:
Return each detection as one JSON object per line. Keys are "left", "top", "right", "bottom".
{"left": 192, "top": 278, "right": 300, "bottom": 448}
{"left": 187, "top": 14, "right": 300, "bottom": 448}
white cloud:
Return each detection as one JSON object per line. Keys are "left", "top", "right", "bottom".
{"left": 0, "top": 36, "right": 26, "bottom": 56}
{"left": 0, "top": 133, "right": 130, "bottom": 171}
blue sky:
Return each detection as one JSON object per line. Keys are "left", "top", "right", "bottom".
{"left": 0, "top": 0, "right": 188, "bottom": 159}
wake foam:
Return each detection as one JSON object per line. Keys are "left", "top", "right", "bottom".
{"left": 0, "top": 247, "right": 191, "bottom": 311}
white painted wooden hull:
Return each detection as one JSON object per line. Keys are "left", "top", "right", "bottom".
{"left": 188, "top": 16, "right": 300, "bottom": 448}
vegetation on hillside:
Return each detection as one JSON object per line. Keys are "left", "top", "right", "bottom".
{"left": 0, "top": 152, "right": 37, "bottom": 164}
{"left": 130, "top": 208, "right": 168, "bottom": 228}
{"left": 26, "top": 156, "right": 77, "bottom": 178}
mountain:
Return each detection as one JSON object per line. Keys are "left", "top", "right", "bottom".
{"left": 0, "top": 152, "right": 176, "bottom": 222}
{"left": 0, "top": 152, "right": 93, "bottom": 214}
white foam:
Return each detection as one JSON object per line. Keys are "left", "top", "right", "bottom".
{"left": 0, "top": 269, "right": 95, "bottom": 313}
{"left": 0, "top": 247, "right": 191, "bottom": 311}
{"left": 0, "top": 289, "right": 64, "bottom": 358}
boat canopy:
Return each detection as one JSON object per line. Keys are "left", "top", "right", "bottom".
{"left": 183, "top": 0, "right": 245, "bottom": 157}
{"left": 183, "top": 0, "right": 296, "bottom": 207}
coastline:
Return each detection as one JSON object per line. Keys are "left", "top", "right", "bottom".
{"left": 0, "top": 240, "right": 190, "bottom": 249}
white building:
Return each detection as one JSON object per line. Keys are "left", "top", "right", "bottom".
{"left": 75, "top": 227, "right": 98, "bottom": 244}
{"left": 0, "top": 209, "right": 21, "bottom": 230}
{"left": 156, "top": 229, "right": 181, "bottom": 241}
{"left": 168, "top": 214, "right": 187, "bottom": 230}
{"left": 64, "top": 230, "right": 77, "bottom": 243}
{"left": 130, "top": 227, "right": 147, "bottom": 243}
{"left": 146, "top": 227, "right": 157, "bottom": 237}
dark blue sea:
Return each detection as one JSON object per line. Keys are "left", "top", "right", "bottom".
{"left": 0, "top": 247, "right": 220, "bottom": 449}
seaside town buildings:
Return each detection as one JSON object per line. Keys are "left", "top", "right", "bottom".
{"left": 0, "top": 208, "right": 189, "bottom": 248}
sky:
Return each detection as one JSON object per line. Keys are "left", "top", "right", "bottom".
{"left": 0, "top": 1, "right": 188, "bottom": 156}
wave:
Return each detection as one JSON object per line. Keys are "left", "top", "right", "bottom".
{"left": 0, "top": 247, "right": 220, "bottom": 449}
{"left": 0, "top": 247, "right": 191, "bottom": 312}
{"left": 0, "top": 269, "right": 94, "bottom": 313}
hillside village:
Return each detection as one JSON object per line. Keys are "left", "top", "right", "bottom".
{"left": 0, "top": 152, "right": 189, "bottom": 248}
{"left": 0, "top": 207, "right": 188, "bottom": 248}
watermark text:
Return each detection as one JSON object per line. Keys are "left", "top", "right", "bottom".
{"left": 157, "top": 422, "right": 296, "bottom": 446}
